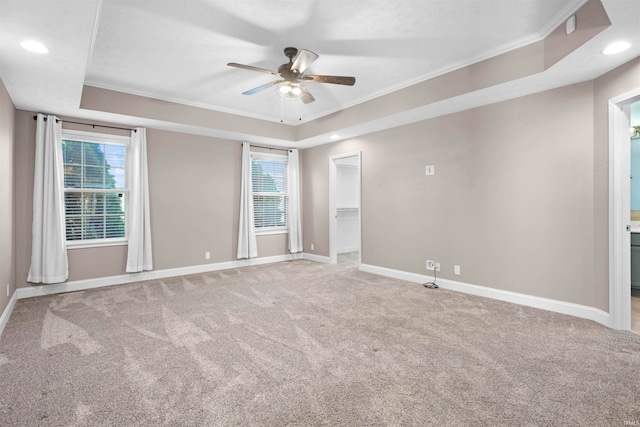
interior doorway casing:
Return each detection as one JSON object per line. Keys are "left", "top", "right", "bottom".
{"left": 329, "top": 152, "right": 362, "bottom": 265}
{"left": 609, "top": 87, "right": 640, "bottom": 330}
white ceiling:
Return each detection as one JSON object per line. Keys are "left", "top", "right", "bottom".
{"left": 1, "top": 0, "right": 639, "bottom": 146}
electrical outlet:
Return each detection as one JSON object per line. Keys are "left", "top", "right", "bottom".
{"left": 205, "top": 251, "right": 211, "bottom": 260}
{"left": 435, "top": 262, "right": 441, "bottom": 272}
{"left": 426, "top": 260, "right": 435, "bottom": 271}
{"left": 454, "top": 265, "right": 461, "bottom": 275}
{"left": 6, "top": 284, "right": 9, "bottom": 297}
{"left": 311, "top": 243, "right": 315, "bottom": 251}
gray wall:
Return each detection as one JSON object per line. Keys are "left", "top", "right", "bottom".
{"left": 13, "top": 111, "right": 290, "bottom": 288}
{"left": 6, "top": 56, "right": 640, "bottom": 316}
{"left": 303, "top": 56, "right": 640, "bottom": 313}
{"left": 0, "top": 79, "right": 15, "bottom": 316}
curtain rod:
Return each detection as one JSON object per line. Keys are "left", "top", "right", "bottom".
{"left": 33, "top": 115, "right": 136, "bottom": 132}
{"left": 248, "top": 143, "right": 291, "bottom": 152}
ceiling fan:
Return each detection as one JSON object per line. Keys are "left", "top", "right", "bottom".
{"left": 227, "top": 47, "right": 356, "bottom": 104}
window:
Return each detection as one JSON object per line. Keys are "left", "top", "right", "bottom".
{"left": 62, "top": 130, "right": 129, "bottom": 246}
{"left": 251, "top": 152, "right": 288, "bottom": 233}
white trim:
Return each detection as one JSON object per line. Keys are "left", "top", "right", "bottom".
{"left": 302, "top": 252, "right": 332, "bottom": 264}
{"left": 608, "top": 87, "right": 640, "bottom": 330}
{"left": 62, "top": 129, "right": 130, "bottom": 145}
{"left": 360, "top": 263, "right": 611, "bottom": 328}
{"left": 609, "top": 100, "right": 631, "bottom": 330}
{"left": 15, "top": 254, "right": 301, "bottom": 301}
{"left": 0, "top": 291, "right": 18, "bottom": 337}
{"left": 338, "top": 246, "right": 360, "bottom": 254}
{"left": 250, "top": 151, "right": 287, "bottom": 161}
{"left": 67, "top": 238, "right": 128, "bottom": 249}
{"left": 84, "top": 0, "right": 103, "bottom": 77}
{"left": 254, "top": 229, "right": 288, "bottom": 236}
{"left": 608, "top": 88, "right": 640, "bottom": 108}
{"left": 360, "top": 263, "right": 429, "bottom": 284}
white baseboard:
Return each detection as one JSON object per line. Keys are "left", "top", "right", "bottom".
{"left": 4, "top": 257, "right": 613, "bottom": 337}
{"left": 360, "top": 263, "right": 612, "bottom": 328}
{"left": 337, "top": 246, "right": 359, "bottom": 254}
{"left": 302, "top": 252, "right": 332, "bottom": 264}
{"left": 0, "top": 290, "right": 18, "bottom": 337}
{"left": 15, "top": 254, "right": 302, "bottom": 301}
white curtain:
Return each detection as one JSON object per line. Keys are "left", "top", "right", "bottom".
{"left": 126, "top": 127, "right": 153, "bottom": 272}
{"left": 28, "top": 114, "right": 68, "bottom": 284}
{"left": 237, "top": 142, "right": 258, "bottom": 259}
{"left": 287, "top": 149, "right": 303, "bottom": 253}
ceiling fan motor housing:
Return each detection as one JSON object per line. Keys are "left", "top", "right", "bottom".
{"left": 283, "top": 47, "right": 298, "bottom": 59}
{"left": 279, "top": 47, "right": 300, "bottom": 81}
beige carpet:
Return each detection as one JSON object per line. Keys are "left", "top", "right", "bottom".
{"left": 1, "top": 259, "right": 639, "bottom": 426}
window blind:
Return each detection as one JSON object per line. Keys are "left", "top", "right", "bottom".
{"left": 251, "top": 153, "right": 288, "bottom": 231}
{"left": 62, "top": 137, "right": 127, "bottom": 242}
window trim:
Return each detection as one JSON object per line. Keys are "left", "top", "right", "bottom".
{"left": 250, "top": 151, "right": 289, "bottom": 235}
{"left": 62, "top": 129, "right": 130, "bottom": 248}
{"left": 62, "top": 129, "right": 130, "bottom": 146}
{"left": 66, "top": 238, "right": 128, "bottom": 249}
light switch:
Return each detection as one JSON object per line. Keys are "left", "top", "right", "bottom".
{"left": 566, "top": 15, "right": 576, "bottom": 35}
{"left": 426, "top": 165, "right": 435, "bottom": 176}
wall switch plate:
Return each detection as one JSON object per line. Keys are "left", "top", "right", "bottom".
{"left": 425, "top": 165, "right": 435, "bottom": 176}
{"left": 205, "top": 251, "right": 211, "bottom": 260}
{"left": 311, "top": 243, "right": 315, "bottom": 251}
{"left": 454, "top": 265, "right": 461, "bottom": 275}
{"left": 426, "top": 260, "right": 435, "bottom": 271}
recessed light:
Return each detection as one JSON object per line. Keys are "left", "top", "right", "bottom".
{"left": 330, "top": 134, "right": 340, "bottom": 140}
{"left": 20, "top": 40, "right": 49, "bottom": 54}
{"left": 602, "top": 41, "right": 631, "bottom": 55}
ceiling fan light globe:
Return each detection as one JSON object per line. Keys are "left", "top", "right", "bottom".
{"left": 278, "top": 85, "right": 289, "bottom": 95}
{"left": 276, "top": 81, "right": 303, "bottom": 100}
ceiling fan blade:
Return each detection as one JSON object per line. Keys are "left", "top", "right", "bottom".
{"left": 303, "top": 75, "right": 356, "bottom": 86}
{"left": 291, "top": 49, "right": 319, "bottom": 74}
{"left": 300, "top": 86, "right": 315, "bottom": 104}
{"left": 227, "top": 62, "right": 280, "bottom": 76}
{"left": 242, "top": 80, "right": 281, "bottom": 95}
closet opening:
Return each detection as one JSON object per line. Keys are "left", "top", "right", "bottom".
{"left": 329, "top": 152, "right": 361, "bottom": 265}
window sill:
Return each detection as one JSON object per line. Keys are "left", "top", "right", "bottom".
{"left": 66, "top": 239, "right": 128, "bottom": 249}
{"left": 255, "top": 229, "right": 288, "bottom": 236}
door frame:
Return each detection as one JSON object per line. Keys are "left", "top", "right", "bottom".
{"left": 609, "top": 87, "right": 640, "bottom": 330}
{"left": 329, "top": 151, "right": 362, "bottom": 264}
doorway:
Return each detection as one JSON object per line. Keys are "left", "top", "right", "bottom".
{"left": 329, "top": 152, "right": 361, "bottom": 265}
{"left": 609, "top": 88, "right": 640, "bottom": 331}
